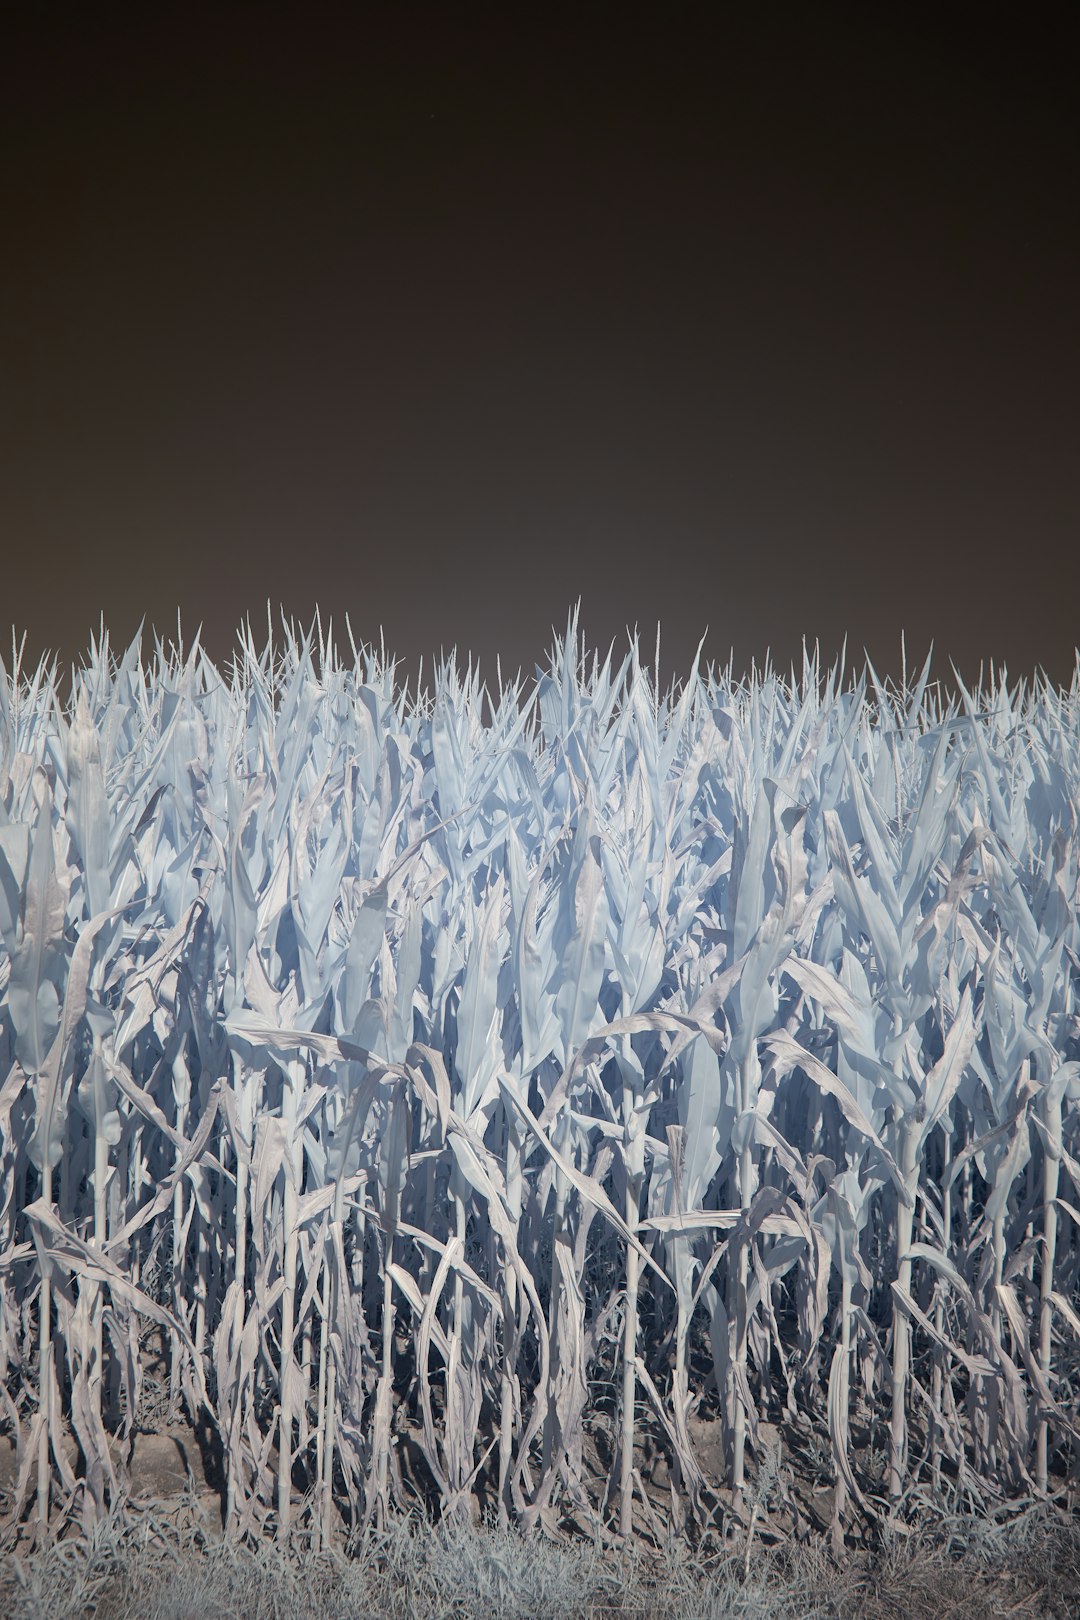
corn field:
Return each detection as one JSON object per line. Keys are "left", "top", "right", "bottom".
{"left": 1, "top": 609, "right": 1078, "bottom": 1551}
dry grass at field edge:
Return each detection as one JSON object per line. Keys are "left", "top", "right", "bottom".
{"left": 0, "top": 1496, "right": 1077, "bottom": 1620}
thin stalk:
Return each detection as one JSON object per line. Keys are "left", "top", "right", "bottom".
{"left": 497, "top": 1110, "right": 524, "bottom": 1527}
{"left": 888, "top": 1119, "right": 919, "bottom": 1504}
{"left": 731, "top": 1142, "right": 752, "bottom": 1497}
{"left": 321, "top": 1322, "right": 338, "bottom": 1542}
{"left": 314, "top": 1255, "right": 328, "bottom": 1549}
{"left": 619, "top": 1171, "right": 641, "bottom": 1537}
{"left": 497, "top": 1264, "right": 517, "bottom": 1527}
{"left": 447, "top": 1169, "right": 467, "bottom": 1510}
{"left": 541, "top": 1164, "right": 569, "bottom": 1485}
{"left": 88, "top": 1093, "right": 109, "bottom": 1499}
{"left": 732, "top": 1048, "right": 756, "bottom": 1500}
{"left": 931, "top": 1119, "right": 953, "bottom": 1498}
{"left": 833, "top": 1271, "right": 852, "bottom": 1551}
{"left": 171, "top": 1051, "right": 189, "bottom": 1419}
{"left": 277, "top": 1059, "right": 303, "bottom": 1539}
{"left": 373, "top": 1092, "right": 407, "bottom": 1528}
{"left": 278, "top": 1182, "right": 299, "bottom": 1534}
{"left": 36, "top": 1162, "right": 53, "bottom": 1535}
{"left": 374, "top": 1258, "right": 394, "bottom": 1516}
{"left": 322, "top": 1155, "right": 353, "bottom": 1546}
{"left": 1037, "top": 1090, "right": 1062, "bottom": 1491}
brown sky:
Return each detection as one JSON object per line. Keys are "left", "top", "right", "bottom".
{"left": 3, "top": 5, "right": 1078, "bottom": 700}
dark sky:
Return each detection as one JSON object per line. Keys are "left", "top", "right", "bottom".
{"left": 3, "top": 5, "right": 1078, "bottom": 701}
